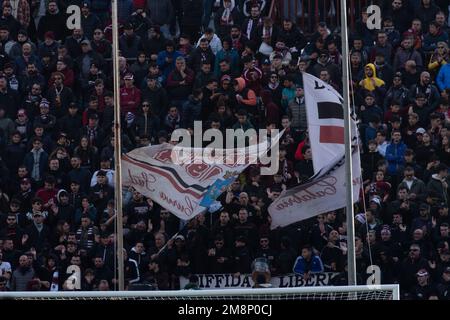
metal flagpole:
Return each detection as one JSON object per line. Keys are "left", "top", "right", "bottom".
{"left": 340, "top": 0, "right": 357, "bottom": 286}
{"left": 111, "top": 0, "right": 125, "bottom": 291}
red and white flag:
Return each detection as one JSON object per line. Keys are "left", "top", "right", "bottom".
{"left": 269, "top": 73, "right": 361, "bottom": 228}
{"left": 122, "top": 132, "right": 282, "bottom": 220}
{"left": 303, "top": 72, "right": 347, "bottom": 173}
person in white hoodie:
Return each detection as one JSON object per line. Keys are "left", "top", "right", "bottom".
{"left": 196, "top": 27, "right": 223, "bottom": 55}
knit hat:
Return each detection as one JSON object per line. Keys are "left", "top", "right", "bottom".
{"left": 39, "top": 99, "right": 50, "bottom": 108}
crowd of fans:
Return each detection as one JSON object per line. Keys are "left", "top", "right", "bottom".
{"left": 0, "top": 0, "right": 448, "bottom": 299}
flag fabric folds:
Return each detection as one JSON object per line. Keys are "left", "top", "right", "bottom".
{"left": 303, "top": 72, "right": 347, "bottom": 173}
{"left": 122, "top": 132, "right": 282, "bottom": 220}
{"left": 269, "top": 73, "right": 361, "bottom": 229}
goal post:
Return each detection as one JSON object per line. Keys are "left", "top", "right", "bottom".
{"left": 0, "top": 285, "right": 399, "bottom": 300}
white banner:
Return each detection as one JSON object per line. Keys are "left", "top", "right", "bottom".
{"left": 122, "top": 131, "right": 282, "bottom": 220}
{"left": 303, "top": 72, "right": 346, "bottom": 174}
{"left": 179, "top": 273, "right": 338, "bottom": 289}
{"left": 269, "top": 148, "right": 361, "bottom": 229}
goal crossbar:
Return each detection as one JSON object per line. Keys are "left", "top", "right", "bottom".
{"left": 0, "top": 285, "right": 400, "bottom": 300}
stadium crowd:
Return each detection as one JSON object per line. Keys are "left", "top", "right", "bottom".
{"left": 0, "top": 0, "right": 448, "bottom": 299}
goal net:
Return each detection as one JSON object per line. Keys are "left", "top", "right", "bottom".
{"left": 0, "top": 285, "right": 399, "bottom": 300}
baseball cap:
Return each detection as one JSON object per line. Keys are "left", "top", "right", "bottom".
{"left": 416, "top": 128, "right": 426, "bottom": 135}
{"left": 175, "top": 235, "right": 185, "bottom": 241}
{"left": 21, "top": 178, "right": 31, "bottom": 184}
{"left": 81, "top": 39, "right": 90, "bottom": 46}
{"left": 124, "top": 73, "right": 134, "bottom": 80}
{"left": 419, "top": 203, "right": 430, "bottom": 211}
{"left": 417, "top": 269, "right": 429, "bottom": 277}
{"left": 370, "top": 196, "right": 381, "bottom": 207}
{"left": 40, "top": 99, "right": 50, "bottom": 108}
{"left": 444, "top": 266, "right": 450, "bottom": 273}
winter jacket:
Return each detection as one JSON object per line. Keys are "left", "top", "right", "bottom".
{"left": 156, "top": 50, "right": 182, "bottom": 78}
{"left": 181, "top": 0, "right": 203, "bottom": 27}
{"left": 132, "top": 112, "right": 160, "bottom": 141}
{"left": 81, "top": 13, "right": 102, "bottom": 40}
{"left": 140, "top": 84, "right": 169, "bottom": 119}
{"left": 437, "top": 63, "right": 450, "bottom": 91}
{"left": 293, "top": 255, "right": 324, "bottom": 275}
{"left": 423, "top": 29, "right": 449, "bottom": 52}
{"left": 119, "top": 34, "right": 142, "bottom": 59}
{"left": 214, "top": 47, "right": 240, "bottom": 77}
{"left": 288, "top": 96, "right": 307, "bottom": 130}
{"left": 120, "top": 86, "right": 141, "bottom": 115}
{"left": 146, "top": 0, "right": 173, "bottom": 25}
{"left": 23, "top": 149, "right": 49, "bottom": 183}
{"left": 427, "top": 174, "right": 449, "bottom": 206}
{"left": 166, "top": 68, "right": 195, "bottom": 100}
{"left": 10, "top": 267, "right": 35, "bottom": 291}
{"left": 37, "top": 11, "right": 68, "bottom": 41}
{"left": 393, "top": 47, "right": 423, "bottom": 71}
{"left": 397, "top": 178, "right": 427, "bottom": 202}
{"left": 385, "top": 141, "right": 407, "bottom": 176}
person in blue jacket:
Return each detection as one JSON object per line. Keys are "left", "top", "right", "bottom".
{"left": 436, "top": 62, "right": 450, "bottom": 91}
{"left": 293, "top": 245, "right": 324, "bottom": 275}
{"left": 385, "top": 129, "right": 407, "bottom": 177}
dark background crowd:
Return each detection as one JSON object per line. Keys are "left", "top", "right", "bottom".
{"left": 0, "top": 0, "right": 448, "bottom": 300}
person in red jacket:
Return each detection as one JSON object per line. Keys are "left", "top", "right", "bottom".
{"left": 120, "top": 73, "right": 141, "bottom": 115}
{"left": 35, "top": 175, "right": 58, "bottom": 211}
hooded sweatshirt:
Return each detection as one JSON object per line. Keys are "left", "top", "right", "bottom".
{"left": 235, "top": 77, "right": 257, "bottom": 108}
{"left": 360, "top": 63, "right": 385, "bottom": 91}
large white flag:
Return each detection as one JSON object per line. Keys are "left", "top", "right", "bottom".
{"left": 303, "top": 72, "right": 347, "bottom": 173}
{"left": 269, "top": 72, "right": 361, "bottom": 228}
{"left": 122, "top": 131, "right": 282, "bottom": 220}
{"left": 269, "top": 148, "right": 361, "bottom": 229}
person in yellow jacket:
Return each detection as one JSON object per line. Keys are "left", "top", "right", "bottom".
{"left": 358, "top": 63, "right": 386, "bottom": 104}
{"left": 428, "top": 41, "right": 448, "bottom": 78}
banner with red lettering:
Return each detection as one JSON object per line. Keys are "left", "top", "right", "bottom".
{"left": 269, "top": 148, "right": 361, "bottom": 229}
{"left": 122, "top": 132, "right": 281, "bottom": 220}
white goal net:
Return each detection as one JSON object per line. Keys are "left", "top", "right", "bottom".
{"left": 0, "top": 285, "right": 399, "bottom": 300}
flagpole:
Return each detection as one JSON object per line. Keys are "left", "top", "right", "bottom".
{"left": 340, "top": 0, "right": 357, "bottom": 286}
{"left": 111, "top": 0, "right": 125, "bottom": 291}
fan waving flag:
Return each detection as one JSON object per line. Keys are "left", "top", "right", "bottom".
{"left": 268, "top": 72, "right": 361, "bottom": 229}
{"left": 122, "top": 131, "right": 283, "bottom": 220}
{"left": 303, "top": 72, "right": 346, "bottom": 173}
